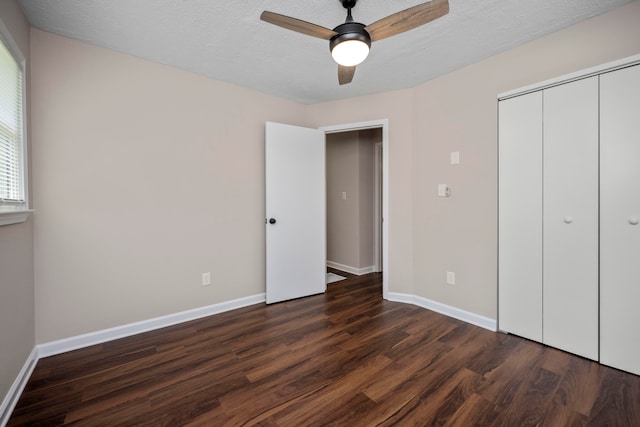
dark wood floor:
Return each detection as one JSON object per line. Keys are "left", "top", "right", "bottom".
{"left": 9, "top": 270, "right": 640, "bottom": 426}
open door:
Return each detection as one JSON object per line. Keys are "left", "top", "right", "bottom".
{"left": 265, "top": 122, "right": 326, "bottom": 304}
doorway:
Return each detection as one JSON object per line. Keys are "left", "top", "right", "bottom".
{"left": 320, "top": 120, "right": 389, "bottom": 299}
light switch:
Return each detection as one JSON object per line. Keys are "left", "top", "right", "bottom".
{"left": 450, "top": 151, "right": 460, "bottom": 165}
{"left": 446, "top": 271, "right": 456, "bottom": 285}
{"left": 342, "top": 191, "right": 347, "bottom": 200}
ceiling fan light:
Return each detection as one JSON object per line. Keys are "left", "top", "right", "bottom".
{"left": 329, "top": 23, "right": 371, "bottom": 67}
{"left": 331, "top": 39, "right": 370, "bottom": 66}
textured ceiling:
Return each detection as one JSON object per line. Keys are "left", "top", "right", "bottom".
{"left": 19, "top": 0, "right": 632, "bottom": 104}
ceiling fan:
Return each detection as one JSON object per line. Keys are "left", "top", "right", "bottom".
{"left": 260, "top": 0, "right": 449, "bottom": 85}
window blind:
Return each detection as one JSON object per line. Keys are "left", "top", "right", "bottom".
{"left": 0, "top": 35, "right": 24, "bottom": 203}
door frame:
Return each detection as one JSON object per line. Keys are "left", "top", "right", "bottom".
{"left": 319, "top": 119, "right": 389, "bottom": 299}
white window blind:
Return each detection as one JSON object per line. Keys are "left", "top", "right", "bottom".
{"left": 0, "top": 34, "right": 24, "bottom": 205}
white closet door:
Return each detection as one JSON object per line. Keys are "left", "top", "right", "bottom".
{"left": 498, "top": 92, "right": 543, "bottom": 341}
{"left": 600, "top": 64, "right": 640, "bottom": 375}
{"left": 543, "top": 77, "right": 599, "bottom": 360}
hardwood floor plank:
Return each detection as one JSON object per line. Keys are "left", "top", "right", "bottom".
{"left": 588, "top": 367, "right": 640, "bottom": 426}
{"left": 8, "top": 271, "right": 640, "bottom": 426}
{"left": 376, "top": 367, "right": 483, "bottom": 426}
{"left": 476, "top": 339, "right": 547, "bottom": 407}
{"left": 362, "top": 338, "right": 452, "bottom": 402}
{"left": 445, "top": 392, "right": 503, "bottom": 426}
{"left": 551, "top": 354, "right": 605, "bottom": 417}
{"left": 270, "top": 355, "right": 393, "bottom": 426}
{"left": 538, "top": 399, "right": 590, "bottom": 427}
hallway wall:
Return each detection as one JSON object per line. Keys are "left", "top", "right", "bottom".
{"left": 326, "top": 129, "right": 380, "bottom": 273}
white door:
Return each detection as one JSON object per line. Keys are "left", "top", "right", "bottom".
{"left": 498, "top": 91, "right": 543, "bottom": 342}
{"left": 600, "top": 64, "right": 640, "bottom": 375}
{"left": 542, "top": 77, "right": 599, "bottom": 360}
{"left": 265, "top": 122, "right": 326, "bottom": 304}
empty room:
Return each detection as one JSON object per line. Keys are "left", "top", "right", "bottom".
{"left": 1, "top": 0, "right": 640, "bottom": 425}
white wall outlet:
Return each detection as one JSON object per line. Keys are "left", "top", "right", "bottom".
{"left": 446, "top": 271, "right": 456, "bottom": 285}
{"left": 342, "top": 191, "right": 347, "bottom": 200}
{"left": 202, "top": 272, "right": 211, "bottom": 286}
{"left": 450, "top": 151, "right": 460, "bottom": 165}
{"left": 438, "top": 184, "right": 450, "bottom": 197}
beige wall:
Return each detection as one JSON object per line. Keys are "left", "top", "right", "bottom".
{"left": 326, "top": 129, "right": 377, "bottom": 270}
{"left": 0, "top": 0, "right": 34, "bottom": 406}
{"left": 410, "top": 0, "right": 640, "bottom": 319}
{"left": 326, "top": 131, "right": 359, "bottom": 268}
{"left": 357, "top": 129, "right": 378, "bottom": 269}
{"left": 30, "top": 30, "right": 309, "bottom": 342}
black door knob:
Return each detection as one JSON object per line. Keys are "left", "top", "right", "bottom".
{"left": 269, "top": 218, "right": 276, "bottom": 224}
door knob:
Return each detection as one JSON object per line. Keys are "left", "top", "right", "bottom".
{"left": 629, "top": 218, "right": 639, "bottom": 226}
{"left": 269, "top": 218, "right": 277, "bottom": 225}
{"left": 563, "top": 217, "right": 574, "bottom": 224}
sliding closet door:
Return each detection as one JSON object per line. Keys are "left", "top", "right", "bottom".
{"left": 542, "top": 77, "right": 599, "bottom": 360}
{"left": 600, "top": 64, "right": 640, "bottom": 375}
{"left": 498, "top": 92, "right": 543, "bottom": 341}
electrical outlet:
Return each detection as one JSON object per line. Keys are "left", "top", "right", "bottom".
{"left": 446, "top": 271, "right": 455, "bottom": 285}
{"left": 202, "top": 272, "right": 211, "bottom": 286}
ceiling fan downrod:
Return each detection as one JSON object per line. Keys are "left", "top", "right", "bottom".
{"left": 342, "top": 0, "right": 357, "bottom": 23}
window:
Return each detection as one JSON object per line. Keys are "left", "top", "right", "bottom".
{"left": 0, "top": 24, "right": 28, "bottom": 225}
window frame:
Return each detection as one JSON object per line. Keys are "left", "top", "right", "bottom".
{"left": 0, "top": 17, "right": 30, "bottom": 226}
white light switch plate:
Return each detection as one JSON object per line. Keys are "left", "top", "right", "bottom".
{"left": 450, "top": 151, "right": 460, "bottom": 165}
{"left": 202, "top": 272, "right": 211, "bottom": 286}
{"left": 446, "top": 271, "right": 455, "bottom": 285}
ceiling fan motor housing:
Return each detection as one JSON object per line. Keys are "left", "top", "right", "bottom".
{"left": 342, "top": 0, "right": 358, "bottom": 9}
{"left": 329, "top": 22, "right": 371, "bottom": 53}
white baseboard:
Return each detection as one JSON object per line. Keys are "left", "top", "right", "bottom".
{"left": 0, "top": 347, "right": 39, "bottom": 427}
{"left": 37, "top": 293, "right": 266, "bottom": 358}
{"left": 327, "top": 261, "right": 376, "bottom": 276}
{"left": 387, "top": 292, "right": 497, "bottom": 331}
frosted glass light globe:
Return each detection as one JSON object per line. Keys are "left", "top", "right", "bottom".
{"left": 331, "top": 40, "right": 370, "bottom": 66}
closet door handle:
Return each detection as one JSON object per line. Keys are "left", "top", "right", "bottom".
{"left": 563, "top": 217, "right": 574, "bottom": 224}
{"left": 629, "top": 218, "right": 639, "bottom": 226}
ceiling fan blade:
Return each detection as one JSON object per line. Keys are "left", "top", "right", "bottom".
{"left": 261, "top": 11, "right": 338, "bottom": 40}
{"left": 365, "top": 0, "right": 449, "bottom": 42}
{"left": 338, "top": 65, "right": 356, "bottom": 85}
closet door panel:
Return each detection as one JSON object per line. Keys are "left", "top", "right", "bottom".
{"left": 498, "top": 92, "right": 543, "bottom": 341}
{"left": 600, "top": 64, "right": 640, "bottom": 375}
{"left": 543, "top": 77, "right": 599, "bottom": 360}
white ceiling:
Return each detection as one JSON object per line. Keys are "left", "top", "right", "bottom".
{"left": 18, "top": 0, "right": 632, "bottom": 104}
